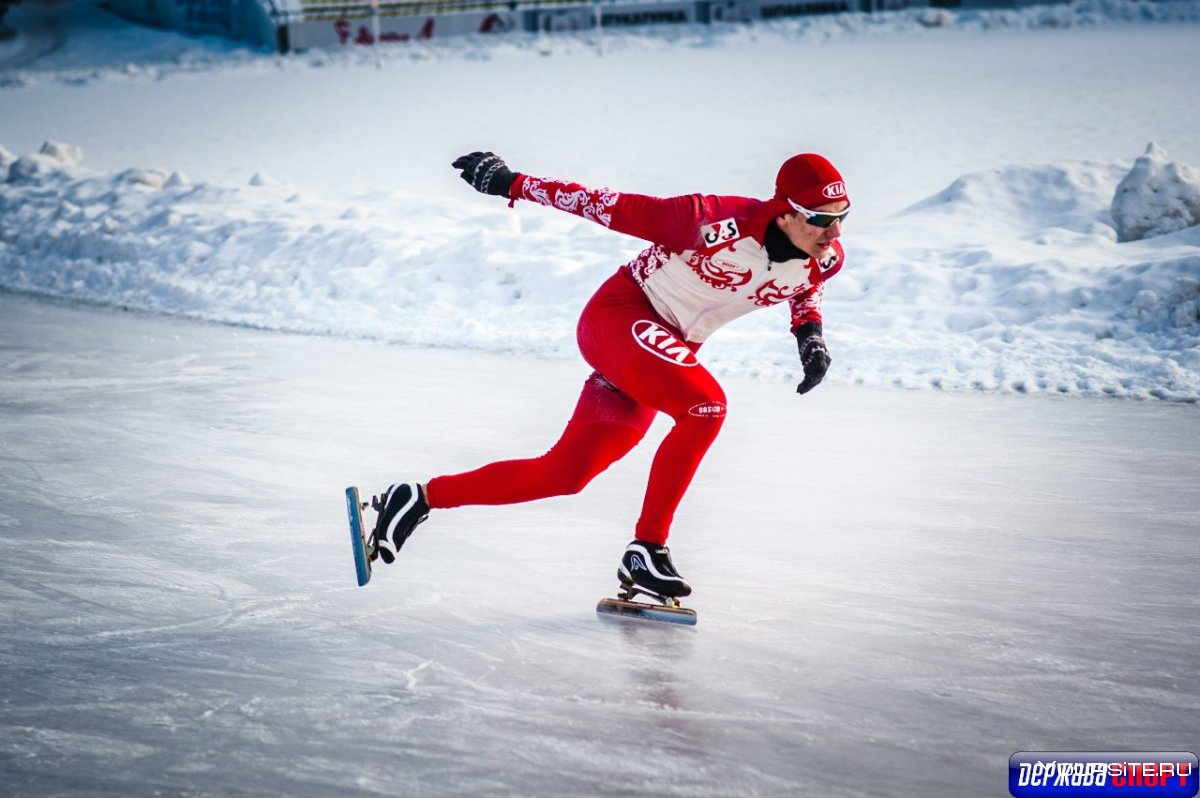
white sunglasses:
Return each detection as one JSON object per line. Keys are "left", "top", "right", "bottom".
{"left": 787, "top": 198, "right": 850, "bottom": 228}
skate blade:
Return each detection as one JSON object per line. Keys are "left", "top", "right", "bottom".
{"left": 345, "top": 486, "right": 372, "bottom": 587}
{"left": 596, "top": 597, "right": 697, "bottom": 626}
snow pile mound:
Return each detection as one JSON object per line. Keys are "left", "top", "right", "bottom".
{"left": 2, "top": 140, "right": 1199, "bottom": 401}
{"left": 0, "top": 140, "right": 617, "bottom": 352}
{"left": 1111, "top": 142, "right": 1200, "bottom": 242}
{"left": 845, "top": 161, "right": 1200, "bottom": 399}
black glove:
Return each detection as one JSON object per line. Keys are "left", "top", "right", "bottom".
{"left": 795, "top": 322, "right": 831, "bottom": 395}
{"left": 451, "top": 151, "right": 517, "bottom": 197}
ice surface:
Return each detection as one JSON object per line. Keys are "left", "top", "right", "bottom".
{"left": 1, "top": 291, "right": 1197, "bottom": 797}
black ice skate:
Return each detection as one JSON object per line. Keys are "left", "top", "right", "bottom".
{"left": 371, "top": 482, "right": 429, "bottom": 560}
{"left": 597, "top": 541, "right": 697, "bottom": 625}
{"left": 618, "top": 540, "right": 692, "bottom": 598}
{"left": 344, "top": 482, "right": 430, "bottom": 587}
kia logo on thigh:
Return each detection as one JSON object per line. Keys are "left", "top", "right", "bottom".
{"left": 631, "top": 320, "right": 698, "bottom": 366}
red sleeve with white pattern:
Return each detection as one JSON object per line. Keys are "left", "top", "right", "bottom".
{"left": 788, "top": 240, "right": 846, "bottom": 332}
{"left": 510, "top": 174, "right": 707, "bottom": 253}
{"left": 788, "top": 282, "right": 825, "bottom": 332}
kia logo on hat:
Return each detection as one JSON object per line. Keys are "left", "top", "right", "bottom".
{"left": 822, "top": 181, "right": 846, "bottom": 199}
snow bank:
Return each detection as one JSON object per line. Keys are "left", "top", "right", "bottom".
{"left": 0, "top": 140, "right": 610, "bottom": 352}
{"left": 2, "top": 140, "right": 1198, "bottom": 400}
{"left": 1111, "top": 142, "right": 1200, "bottom": 242}
{"left": 839, "top": 160, "right": 1200, "bottom": 399}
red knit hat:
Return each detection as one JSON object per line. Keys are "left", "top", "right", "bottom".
{"left": 774, "top": 153, "right": 849, "bottom": 210}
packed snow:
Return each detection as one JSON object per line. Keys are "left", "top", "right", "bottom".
{"left": 3, "top": 2, "right": 1199, "bottom": 401}
{"left": 3, "top": 136, "right": 1199, "bottom": 399}
{"left": 2, "top": 3, "right": 1200, "bottom": 798}
{"left": 1111, "top": 141, "right": 1200, "bottom": 242}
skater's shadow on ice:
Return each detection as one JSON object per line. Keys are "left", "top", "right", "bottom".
{"left": 606, "top": 620, "right": 697, "bottom": 715}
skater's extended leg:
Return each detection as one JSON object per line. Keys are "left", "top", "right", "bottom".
{"left": 425, "top": 421, "right": 643, "bottom": 508}
{"left": 370, "top": 482, "right": 430, "bottom": 562}
{"left": 424, "top": 372, "right": 655, "bottom": 510}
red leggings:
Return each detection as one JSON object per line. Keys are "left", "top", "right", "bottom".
{"left": 425, "top": 270, "right": 726, "bottom": 545}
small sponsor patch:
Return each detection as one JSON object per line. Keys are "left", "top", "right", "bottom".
{"left": 702, "top": 218, "right": 741, "bottom": 248}
{"left": 631, "top": 320, "right": 698, "bottom": 367}
{"left": 688, "top": 402, "right": 726, "bottom": 418}
{"left": 822, "top": 181, "right": 846, "bottom": 199}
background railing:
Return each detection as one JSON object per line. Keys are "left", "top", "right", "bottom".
{"left": 102, "top": 0, "right": 1023, "bottom": 52}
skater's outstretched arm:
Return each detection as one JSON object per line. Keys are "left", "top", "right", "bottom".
{"left": 451, "top": 151, "right": 758, "bottom": 254}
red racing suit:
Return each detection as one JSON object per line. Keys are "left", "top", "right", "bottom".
{"left": 515, "top": 174, "right": 844, "bottom": 341}
{"left": 424, "top": 174, "right": 845, "bottom": 545}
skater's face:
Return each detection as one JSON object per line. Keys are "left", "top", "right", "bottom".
{"left": 777, "top": 200, "right": 848, "bottom": 259}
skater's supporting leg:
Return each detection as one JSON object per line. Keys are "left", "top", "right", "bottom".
{"left": 576, "top": 271, "right": 728, "bottom": 546}
{"left": 632, "top": 389, "right": 725, "bottom": 545}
